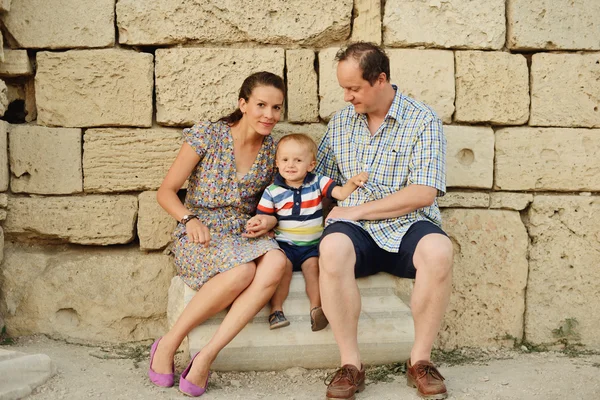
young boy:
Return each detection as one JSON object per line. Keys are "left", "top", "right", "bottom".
{"left": 246, "top": 134, "right": 368, "bottom": 331}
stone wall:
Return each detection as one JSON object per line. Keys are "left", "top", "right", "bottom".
{"left": 0, "top": 0, "right": 598, "bottom": 350}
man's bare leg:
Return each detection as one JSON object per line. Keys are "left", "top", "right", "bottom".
{"left": 409, "top": 233, "right": 453, "bottom": 363}
{"left": 319, "top": 233, "right": 361, "bottom": 368}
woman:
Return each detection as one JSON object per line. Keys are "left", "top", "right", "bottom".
{"left": 148, "top": 71, "right": 287, "bottom": 397}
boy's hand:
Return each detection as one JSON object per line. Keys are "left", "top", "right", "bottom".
{"left": 350, "top": 171, "right": 369, "bottom": 187}
{"left": 243, "top": 215, "right": 277, "bottom": 238}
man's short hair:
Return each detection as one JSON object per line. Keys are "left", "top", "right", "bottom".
{"left": 335, "top": 42, "right": 391, "bottom": 85}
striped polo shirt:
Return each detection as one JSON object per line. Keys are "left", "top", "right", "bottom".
{"left": 256, "top": 172, "right": 337, "bottom": 246}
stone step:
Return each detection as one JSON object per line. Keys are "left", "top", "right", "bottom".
{"left": 0, "top": 349, "right": 56, "bottom": 400}
{"left": 167, "top": 272, "right": 414, "bottom": 371}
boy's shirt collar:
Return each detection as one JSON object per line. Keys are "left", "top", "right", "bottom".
{"left": 273, "top": 171, "right": 316, "bottom": 189}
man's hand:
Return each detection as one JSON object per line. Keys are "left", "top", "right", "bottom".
{"left": 242, "top": 215, "right": 277, "bottom": 238}
{"left": 325, "top": 206, "right": 362, "bottom": 222}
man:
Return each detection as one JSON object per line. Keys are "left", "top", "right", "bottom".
{"left": 316, "top": 42, "right": 453, "bottom": 400}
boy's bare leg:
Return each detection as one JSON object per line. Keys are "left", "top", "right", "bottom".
{"left": 270, "top": 258, "right": 293, "bottom": 313}
{"left": 300, "top": 256, "right": 320, "bottom": 309}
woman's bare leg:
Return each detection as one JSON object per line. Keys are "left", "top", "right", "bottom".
{"left": 151, "top": 262, "right": 257, "bottom": 374}
{"left": 184, "top": 249, "right": 287, "bottom": 386}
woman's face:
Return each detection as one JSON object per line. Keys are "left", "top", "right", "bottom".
{"left": 239, "top": 85, "right": 284, "bottom": 136}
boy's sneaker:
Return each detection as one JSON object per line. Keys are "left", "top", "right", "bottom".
{"left": 268, "top": 311, "right": 290, "bottom": 330}
{"left": 310, "top": 306, "right": 329, "bottom": 331}
{"left": 406, "top": 359, "right": 448, "bottom": 399}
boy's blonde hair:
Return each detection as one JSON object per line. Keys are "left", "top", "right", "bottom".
{"left": 276, "top": 134, "right": 318, "bottom": 161}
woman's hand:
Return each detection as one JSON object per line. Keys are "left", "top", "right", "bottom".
{"left": 243, "top": 215, "right": 277, "bottom": 238}
{"left": 185, "top": 219, "right": 211, "bottom": 246}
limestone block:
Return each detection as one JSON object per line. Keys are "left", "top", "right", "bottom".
{"left": 171, "top": 273, "right": 414, "bottom": 370}
{"left": 490, "top": 192, "right": 534, "bottom": 211}
{"left": 138, "top": 191, "right": 177, "bottom": 251}
{"left": 4, "top": 195, "right": 137, "bottom": 245}
{"left": 351, "top": 0, "right": 381, "bottom": 44}
{"left": 383, "top": 0, "right": 505, "bottom": 49}
{"left": 440, "top": 209, "right": 529, "bottom": 348}
{"left": 526, "top": 195, "right": 600, "bottom": 348}
{"left": 530, "top": 53, "right": 600, "bottom": 128}
{"left": 495, "top": 127, "right": 600, "bottom": 191}
{"left": 0, "top": 350, "right": 56, "bottom": 400}
{"left": 9, "top": 125, "right": 82, "bottom": 195}
{"left": 0, "top": 227, "right": 3, "bottom": 262}
{"left": 36, "top": 50, "right": 153, "bottom": 128}
{"left": 1, "top": 0, "right": 114, "bottom": 49}
{"left": 1, "top": 243, "right": 175, "bottom": 342}
{"left": 455, "top": 51, "right": 529, "bottom": 125}
{"left": 0, "top": 50, "right": 33, "bottom": 77}
{"left": 83, "top": 128, "right": 181, "bottom": 193}
{"left": 318, "top": 48, "right": 346, "bottom": 121}
{"left": 445, "top": 126, "right": 494, "bottom": 189}
{"left": 156, "top": 48, "right": 284, "bottom": 126}
{"left": 286, "top": 50, "right": 319, "bottom": 123}
{"left": 271, "top": 122, "right": 327, "bottom": 146}
{"left": 117, "top": 0, "right": 352, "bottom": 46}
{"left": 0, "top": 79, "right": 7, "bottom": 118}
{"left": 389, "top": 50, "right": 455, "bottom": 123}
{"left": 0, "top": 121, "right": 7, "bottom": 191}
{"left": 438, "top": 192, "right": 490, "bottom": 208}
{"left": 0, "top": 194, "right": 7, "bottom": 207}
{"left": 507, "top": 0, "right": 600, "bottom": 50}
{"left": 0, "top": 0, "right": 10, "bottom": 12}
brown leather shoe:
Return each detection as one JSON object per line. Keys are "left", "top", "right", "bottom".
{"left": 325, "top": 364, "right": 365, "bottom": 400}
{"left": 406, "top": 359, "right": 448, "bottom": 399}
{"left": 310, "top": 306, "right": 329, "bottom": 331}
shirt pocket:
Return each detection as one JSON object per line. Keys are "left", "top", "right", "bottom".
{"left": 370, "top": 144, "right": 411, "bottom": 189}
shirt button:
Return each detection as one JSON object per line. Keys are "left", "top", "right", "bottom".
{"left": 296, "top": 202, "right": 299, "bottom": 205}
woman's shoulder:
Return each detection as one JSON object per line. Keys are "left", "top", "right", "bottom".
{"left": 183, "top": 120, "right": 229, "bottom": 142}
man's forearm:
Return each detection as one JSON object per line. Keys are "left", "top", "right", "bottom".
{"left": 352, "top": 184, "right": 438, "bottom": 221}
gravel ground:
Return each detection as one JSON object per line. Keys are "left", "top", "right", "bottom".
{"left": 8, "top": 335, "right": 600, "bottom": 400}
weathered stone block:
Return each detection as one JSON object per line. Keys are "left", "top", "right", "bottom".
{"left": 0, "top": 194, "right": 7, "bottom": 208}
{"left": 83, "top": 128, "right": 181, "bottom": 193}
{"left": 455, "top": 51, "right": 529, "bottom": 125}
{"left": 117, "top": 0, "right": 352, "bottom": 46}
{"left": 318, "top": 48, "right": 346, "bottom": 121}
{"left": 156, "top": 48, "right": 284, "bottom": 126}
{"left": 495, "top": 127, "right": 600, "bottom": 191}
{"left": 1, "top": 243, "right": 175, "bottom": 343}
{"left": 1, "top": 0, "right": 114, "bottom": 49}
{"left": 351, "top": 0, "right": 381, "bottom": 44}
{"left": 271, "top": 122, "right": 327, "bottom": 146}
{"left": 490, "top": 192, "right": 534, "bottom": 211}
{"left": 445, "top": 126, "right": 494, "bottom": 189}
{"left": 438, "top": 192, "right": 490, "bottom": 208}
{"left": 507, "top": 0, "right": 600, "bottom": 50}
{"left": 530, "top": 53, "right": 600, "bottom": 128}
{"left": 389, "top": 50, "right": 455, "bottom": 123}
{"left": 138, "top": 191, "right": 177, "bottom": 251}
{"left": 4, "top": 195, "right": 137, "bottom": 245}
{"left": 0, "top": 80, "right": 7, "bottom": 118}
{"left": 0, "top": 50, "right": 33, "bottom": 77}
{"left": 440, "top": 209, "right": 529, "bottom": 348}
{"left": 9, "top": 125, "right": 82, "bottom": 194}
{"left": 526, "top": 195, "right": 600, "bottom": 348}
{"left": 0, "top": 121, "right": 7, "bottom": 191}
{"left": 383, "top": 0, "right": 505, "bottom": 49}
{"left": 0, "top": 0, "right": 10, "bottom": 12}
{"left": 286, "top": 50, "right": 319, "bottom": 123}
{"left": 36, "top": 50, "right": 153, "bottom": 128}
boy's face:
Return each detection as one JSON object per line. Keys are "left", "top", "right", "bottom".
{"left": 276, "top": 140, "right": 316, "bottom": 187}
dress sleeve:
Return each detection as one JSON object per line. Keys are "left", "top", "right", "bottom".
{"left": 407, "top": 115, "right": 447, "bottom": 196}
{"left": 182, "top": 121, "right": 213, "bottom": 158}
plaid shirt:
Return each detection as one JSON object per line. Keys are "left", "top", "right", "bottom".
{"left": 315, "top": 85, "right": 446, "bottom": 252}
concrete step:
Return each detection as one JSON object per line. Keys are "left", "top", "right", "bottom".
{"left": 167, "top": 272, "right": 414, "bottom": 371}
{"left": 0, "top": 349, "right": 56, "bottom": 400}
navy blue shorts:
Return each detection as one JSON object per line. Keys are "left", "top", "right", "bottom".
{"left": 320, "top": 221, "right": 447, "bottom": 279}
{"left": 277, "top": 241, "right": 319, "bottom": 271}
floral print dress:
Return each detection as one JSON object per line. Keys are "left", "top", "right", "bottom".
{"left": 172, "top": 120, "right": 279, "bottom": 290}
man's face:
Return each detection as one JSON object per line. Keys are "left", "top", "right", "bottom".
{"left": 336, "top": 59, "right": 383, "bottom": 114}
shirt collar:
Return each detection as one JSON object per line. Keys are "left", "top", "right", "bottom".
{"left": 274, "top": 171, "right": 316, "bottom": 189}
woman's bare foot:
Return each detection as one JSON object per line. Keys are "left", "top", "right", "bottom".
{"left": 151, "top": 336, "right": 176, "bottom": 374}
{"left": 186, "top": 350, "right": 212, "bottom": 387}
